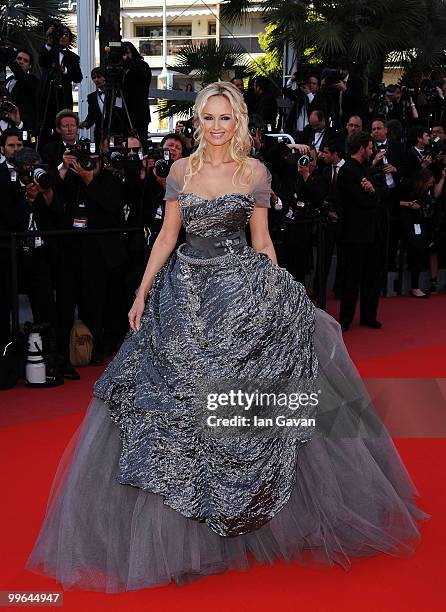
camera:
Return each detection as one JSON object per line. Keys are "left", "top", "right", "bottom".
{"left": 66, "top": 139, "right": 97, "bottom": 171}
{"left": 0, "top": 39, "right": 17, "bottom": 67}
{"left": 17, "top": 165, "right": 54, "bottom": 190}
{"left": 154, "top": 149, "right": 173, "bottom": 178}
{"left": 44, "top": 19, "right": 69, "bottom": 47}
{"left": 104, "top": 41, "right": 125, "bottom": 85}
{"left": 298, "top": 154, "right": 311, "bottom": 167}
{"left": 321, "top": 68, "right": 343, "bottom": 89}
{"left": 0, "top": 98, "right": 16, "bottom": 119}
{"left": 248, "top": 123, "right": 260, "bottom": 137}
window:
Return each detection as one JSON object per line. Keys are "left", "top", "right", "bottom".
{"left": 208, "top": 22, "right": 216, "bottom": 36}
{"left": 135, "top": 23, "right": 192, "bottom": 38}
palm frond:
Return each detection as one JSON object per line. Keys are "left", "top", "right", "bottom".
{"left": 155, "top": 99, "right": 194, "bottom": 121}
{"left": 219, "top": 0, "right": 252, "bottom": 25}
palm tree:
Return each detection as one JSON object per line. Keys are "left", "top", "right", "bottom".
{"left": 99, "top": 0, "right": 120, "bottom": 66}
{"left": 221, "top": 0, "right": 446, "bottom": 83}
{"left": 0, "top": 0, "right": 69, "bottom": 71}
{"left": 156, "top": 39, "right": 247, "bottom": 120}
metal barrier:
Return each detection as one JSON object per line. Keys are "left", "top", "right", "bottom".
{"left": 2, "top": 220, "right": 328, "bottom": 342}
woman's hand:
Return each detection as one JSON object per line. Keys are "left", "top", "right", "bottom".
{"left": 128, "top": 294, "right": 146, "bottom": 332}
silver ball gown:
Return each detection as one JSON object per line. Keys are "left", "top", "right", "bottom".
{"left": 26, "top": 158, "right": 427, "bottom": 591}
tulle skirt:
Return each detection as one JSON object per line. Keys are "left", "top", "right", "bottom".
{"left": 26, "top": 310, "right": 428, "bottom": 592}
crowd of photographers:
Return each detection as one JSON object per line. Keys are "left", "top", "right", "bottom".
{"left": 237, "top": 59, "right": 446, "bottom": 332}
{"left": 1, "top": 36, "right": 446, "bottom": 382}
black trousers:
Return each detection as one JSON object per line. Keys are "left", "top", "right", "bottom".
{"left": 339, "top": 242, "right": 382, "bottom": 325}
{"left": 56, "top": 241, "right": 110, "bottom": 361}
{"left": 313, "top": 222, "right": 344, "bottom": 297}
{"left": 18, "top": 247, "right": 57, "bottom": 328}
{"left": 0, "top": 247, "right": 56, "bottom": 345}
{"left": 0, "top": 251, "right": 12, "bottom": 345}
{"left": 283, "top": 222, "right": 313, "bottom": 285}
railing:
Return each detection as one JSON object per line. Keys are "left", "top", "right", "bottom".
{"left": 126, "top": 36, "right": 218, "bottom": 57}
{"left": 2, "top": 228, "right": 144, "bottom": 340}
{"left": 3, "top": 221, "right": 329, "bottom": 343}
{"left": 220, "top": 35, "right": 263, "bottom": 54}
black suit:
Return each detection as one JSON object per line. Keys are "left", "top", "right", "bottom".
{"left": 337, "top": 157, "right": 382, "bottom": 325}
{"left": 121, "top": 57, "right": 152, "bottom": 143}
{"left": 54, "top": 169, "right": 127, "bottom": 360}
{"left": 300, "top": 125, "right": 339, "bottom": 151}
{"left": 253, "top": 90, "right": 278, "bottom": 130}
{"left": 405, "top": 147, "right": 428, "bottom": 177}
{"left": 283, "top": 88, "right": 324, "bottom": 137}
{"left": 38, "top": 45, "right": 83, "bottom": 144}
{"left": 6, "top": 62, "right": 40, "bottom": 132}
{"left": 84, "top": 90, "right": 123, "bottom": 146}
{"left": 370, "top": 140, "right": 407, "bottom": 269}
{"left": 0, "top": 171, "right": 57, "bottom": 342}
{"left": 314, "top": 163, "right": 344, "bottom": 295}
{"left": 41, "top": 140, "right": 66, "bottom": 169}
{"left": 339, "top": 74, "right": 365, "bottom": 124}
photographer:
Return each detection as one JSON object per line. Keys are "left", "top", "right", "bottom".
{"left": 337, "top": 132, "right": 383, "bottom": 331}
{"left": 398, "top": 168, "right": 445, "bottom": 297}
{"left": 5, "top": 49, "right": 40, "bottom": 133}
{"left": 38, "top": 24, "right": 82, "bottom": 146}
{"left": 252, "top": 77, "right": 278, "bottom": 131}
{"left": 54, "top": 142, "right": 127, "bottom": 377}
{"left": 120, "top": 41, "right": 152, "bottom": 145}
{"left": 283, "top": 73, "right": 323, "bottom": 137}
{"left": 41, "top": 109, "right": 79, "bottom": 169}
{"left": 321, "top": 59, "right": 365, "bottom": 130}
{"left": 406, "top": 126, "right": 433, "bottom": 176}
{"left": 317, "top": 140, "right": 346, "bottom": 297}
{"left": 280, "top": 146, "right": 327, "bottom": 284}
{"left": 299, "top": 110, "right": 338, "bottom": 153}
{"left": 0, "top": 101, "right": 23, "bottom": 135}
{"left": 79, "top": 68, "right": 117, "bottom": 148}
{"left": 0, "top": 128, "right": 23, "bottom": 178}
{"left": 174, "top": 120, "right": 194, "bottom": 154}
{"left": 370, "top": 118, "right": 407, "bottom": 270}
{"left": 384, "top": 85, "right": 419, "bottom": 127}
{"left": 0, "top": 148, "right": 57, "bottom": 348}
{"left": 418, "top": 76, "right": 446, "bottom": 127}
{"left": 123, "top": 132, "right": 185, "bottom": 307}
{"left": 0, "top": 130, "right": 25, "bottom": 344}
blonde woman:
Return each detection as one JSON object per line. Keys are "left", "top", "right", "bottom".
{"left": 27, "top": 82, "right": 426, "bottom": 591}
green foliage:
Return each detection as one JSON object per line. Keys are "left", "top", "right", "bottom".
{"left": 222, "top": 0, "right": 446, "bottom": 81}
{"left": 0, "top": 1, "right": 69, "bottom": 71}
{"left": 156, "top": 39, "right": 247, "bottom": 119}
{"left": 245, "top": 24, "right": 282, "bottom": 80}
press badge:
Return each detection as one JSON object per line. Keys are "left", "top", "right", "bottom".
{"left": 73, "top": 218, "right": 88, "bottom": 228}
{"left": 414, "top": 224, "right": 421, "bottom": 235}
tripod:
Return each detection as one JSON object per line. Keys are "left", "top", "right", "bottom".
{"left": 100, "top": 77, "right": 135, "bottom": 146}
{"left": 38, "top": 45, "right": 67, "bottom": 149}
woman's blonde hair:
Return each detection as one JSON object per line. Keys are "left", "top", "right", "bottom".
{"left": 183, "top": 81, "right": 252, "bottom": 190}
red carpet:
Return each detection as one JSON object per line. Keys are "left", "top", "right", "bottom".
{"left": 1, "top": 294, "right": 445, "bottom": 611}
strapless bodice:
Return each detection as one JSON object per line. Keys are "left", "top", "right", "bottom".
{"left": 178, "top": 192, "right": 255, "bottom": 238}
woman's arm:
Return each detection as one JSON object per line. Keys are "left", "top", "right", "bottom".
{"left": 434, "top": 169, "right": 446, "bottom": 199}
{"left": 249, "top": 207, "right": 277, "bottom": 264}
{"left": 129, "top": 199, "right": 181, "bottom": 330}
